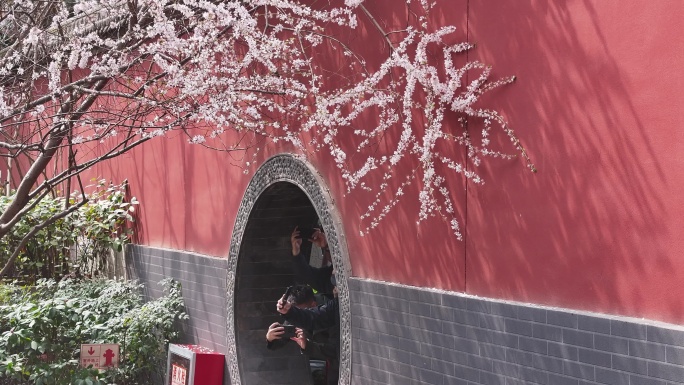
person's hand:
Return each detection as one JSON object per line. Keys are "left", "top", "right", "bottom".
{"left": 266, "top": 323, "right": 284, "bottom": 342}
{"left": 291, "top": 328, "right": 307, "bottom": 349}
{"left": 291, "top": 227, "right": 302, "bottom": 256}
{"left": 309, "top": 228, "right": 327, "bottom": 249}
{"left": 276, "top": 294, "right": 291, "bottom": 315}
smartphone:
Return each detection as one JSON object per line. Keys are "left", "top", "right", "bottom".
{"left": 283, "top": 286, "right": 294, "bottom": 300}
{"left": 281, "top": 324, "right": 296, "bottom": 339}
{"left": 296, "top": 226, "right": 316, "bottom": 240}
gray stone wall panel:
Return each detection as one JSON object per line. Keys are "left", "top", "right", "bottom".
{"left": 349, "top": 278, "right": 684, "bottom": 385}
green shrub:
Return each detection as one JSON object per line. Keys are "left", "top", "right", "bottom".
{"left": 0, "top": 180, "right": 138, "bottom": 282}
{"left": 0, "top": 278, "right": 188, "bottom": 385}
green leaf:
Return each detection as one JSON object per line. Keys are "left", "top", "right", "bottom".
{"left": 30, "top": 340, "right": 38, "bottom": 350}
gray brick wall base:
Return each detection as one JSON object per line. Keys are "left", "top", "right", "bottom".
{"left": 349, "top": 278, "right": 684, "bottom": 385}
{"left": 126, "top": 244, "right": 231, "bottom": 385}
{"left": 126, "top": 246, "right": 684, "bottom": 385}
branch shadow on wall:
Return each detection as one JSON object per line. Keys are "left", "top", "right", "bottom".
{"left": 463, "top": 0, "right": 675, "bottom": 321}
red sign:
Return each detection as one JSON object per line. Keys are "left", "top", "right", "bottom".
{"left": 171, "top": 364, "right": 188, "bottom": 385}
{"left": 80, "top": 344, "right": 119, "bottom": 369}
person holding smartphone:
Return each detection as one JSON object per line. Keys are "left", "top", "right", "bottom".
{"left": 265, "top": 285, "right": 317, "bottom": 350}
{"left": 290, "top": 226, "right": 334, "bottom": 298}
{"left": 277, "top": 273, "right": 340, "bottom": 385}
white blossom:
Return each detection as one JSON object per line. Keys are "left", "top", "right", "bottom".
{"left": 0, "top": 0, "right": 533, "bottom": 242}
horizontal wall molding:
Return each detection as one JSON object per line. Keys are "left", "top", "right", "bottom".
{"left": 349, "top": 277, "right": 684, "bottom": 385}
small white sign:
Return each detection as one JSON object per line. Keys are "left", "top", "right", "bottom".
{"left": 80, "top": 344, "right": 120, "bottom": 369}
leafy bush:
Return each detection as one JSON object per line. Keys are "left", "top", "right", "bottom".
{"left": 0, "top": 180, "right": 138, "bottom": 282}
{"left": 0, "top": 278, "right": 188, "bottom": 385}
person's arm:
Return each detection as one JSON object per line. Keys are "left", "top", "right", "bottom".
{"left": 281, "top": 298, "right": 337, "bottom": 331}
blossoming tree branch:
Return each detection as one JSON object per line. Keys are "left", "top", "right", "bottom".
{"left": 0, "top": 0, "right": 533, "bottom": 273}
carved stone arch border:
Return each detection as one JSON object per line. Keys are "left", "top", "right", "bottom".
{"left": 225, "top": 154, "right": 352, "bottom": 385}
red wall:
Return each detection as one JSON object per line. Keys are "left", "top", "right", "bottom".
{"left": 85, "top": 0, "right": 684, "bottom": 325}
{"left": 463, "top": 0, "right": 684, "bottom": 323}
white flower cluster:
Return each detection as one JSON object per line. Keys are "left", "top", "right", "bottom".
{"left": 0, "top": 0, "right": 533, "bottom": 239}
{"left": 298, "top": 20, "right": 534, "bottom": 238}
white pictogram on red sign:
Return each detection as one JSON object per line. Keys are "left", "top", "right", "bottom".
{"left": 171, "top": 364, "right": 188, "bottom": 385}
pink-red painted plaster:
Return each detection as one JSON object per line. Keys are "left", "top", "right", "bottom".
{"left": 82, "top": 0, "right": 684, "bottom": 324}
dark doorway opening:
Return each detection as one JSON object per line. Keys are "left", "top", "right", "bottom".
{"left": 234, "top": 181, "right": 331, "bottom": 385}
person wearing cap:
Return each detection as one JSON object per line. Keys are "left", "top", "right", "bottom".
{"left": 277, "top": 272, "right": 340, "bottom": 385}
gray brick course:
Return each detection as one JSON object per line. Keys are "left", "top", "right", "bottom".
{"left": 563, "top": 360, "right": 595, "bottom": 381}
{"left": 479, "top": 314, "right": 506, "bottom": 332}
{"left": 595, "top": 367, "right": 630, "bottom": 385}
{"left": 533, "top": 323, "right": 563, "bottom": 342}
{"left": 442, "top": 294, "right": 467, "bottom": 310}
{"left": 548, "top": 373, "right": 581, "bottom": 385}
{"left": 507, "top": 350, "right": 563, "bottom": 374}
{"left": 612, "top": 319, "right": 647, "bottom": 340}
{"left": 648, "top": 326, "right": 684, "bottom": 346}
{"left": 431, "top": 305, "right": 456, "bottom": 322}
{"left": 454, "top": 309, "right": 480, "bottom": 326}
{"left": 480, "top": 343, "right": 507, "bottom": 361}
{"left": 549, "top": 341, "right": 579, "bottom": 360}
{"left": 479, "top": 371, "right": 507, "bottom": 385}
{"left": 349, "top": 278, "right": 684, "bottom": 385}
{"left": 594, "top": 334, "right": 629, "bottom": 354}
{"left": 647, "top": 361, "right": 684, "bottom": 382}
{"left": 612, "top": 354, "right": 648, "bottom": 375}
{"left": 666, "top": 345, "right": 684, "bottom": 365}
{"left": 548, "top": 310, "right": 579, "bottom": 328}
{"left": 440, "top": 347, "right": 469, "bottom": 366}
{"left": 628, "top": 374, "right": 670, "bottom": 385}
{"left": 517, "top": 306, "right": 547, "bottom": 323}
{"left": 432, "top": 358, "right": 457, "bottom": 376}
{"left": 563, "top": 328, "right": 595, "bottom": 348}
{"left": 475, "top": 328, "right": 519, "bottom": 348}
{"left": 578, "top": 348, "right": 612, "bottom": 368}
{"left": 578, "top": 315, "right": 611, "bottom": 334}
{"left": 630, "top": 340, "right": 667, "bottom": 361}
{"left": 519, "top": 336, "right": 548, "bottom": 354}
{"left": 408, "top": 314, "right": 443, "bottom": 332}
{"left": 505, "top": 319, "right": 534, "bottom": 337}
{"left": 453, "top": 363, "right": 480, "bottom": 382}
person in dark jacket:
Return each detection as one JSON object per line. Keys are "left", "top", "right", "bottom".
{"left": 278, "top": 275, "right": 340, "bottom": 385}
{"left": 266, "top": 285, "right": 317, "bottom": 350}
{"left": 290, "top": 227, "right": 334, "bottom": 298}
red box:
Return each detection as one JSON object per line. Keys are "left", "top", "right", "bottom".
{"left": 166, "top": 344, "right": 225, "bottom": 385}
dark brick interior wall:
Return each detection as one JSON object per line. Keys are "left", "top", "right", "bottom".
{"left": 126, "top": 244, "right": 231, "bottom": 385}
{"left": 234, "top": 182, "right": 320, "bottom": 385}
{"left": 349, "top": 278, "right": 684, "bottom": 385}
